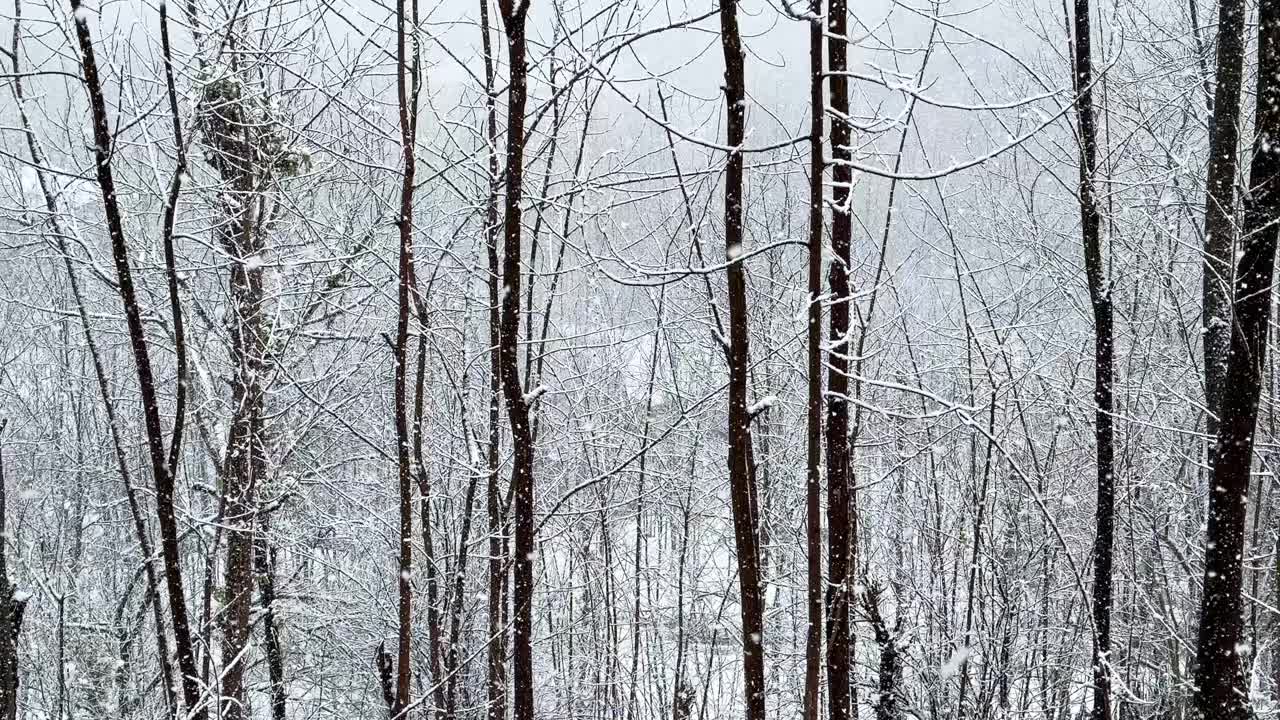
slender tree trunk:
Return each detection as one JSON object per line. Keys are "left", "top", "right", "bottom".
{"left": 1194, "top": 0, "right": 1280, "bottom": 715}
{"left": 628, "top": 287, "right": 666, "bottom": 720}
{"left": 158, "top": 0, "right": 189, "bottom": 488}
{"left": 383, "top": 0, "right": 420, "bottom": 713}
{"left": 442, "top": 452, "right": 482, "bottom": 720}
{"left": 68, "top": 5, "right": 205, "bottom": 716}
{"left": 956, "top": 393, "right": 997, "bottom": 717}
{"left": 804, "top": 1, "right": 825, "bottom": 718}
{"left": 254, "top": 535, "right": 287, "bottom": 720}
{"left": 0, "top": 422, "right": 24, "bottom": 720}
{"left": 862, "top": 585, "right": 901, "bottom": 720}
{"left": 1068, "top": 3, "right": 1115, "bottom": 719}
{"left": 826, "top": 0, "right": 855, "bottom": 713}
{"left": 495, "top": 2, "right": 536, "bottom": 719}
{"left": 717, "top": 2, "right": 766, "bottom": 718}
{"left": 481, "top": 0, "right": 508, "bottom": 715}
{"left": 672, "top": 479, "right": 693, "bottom": 720}
{"left": 415, "top": 334, "right": 446, "bottom": 719}
{"left": 12, "top": 6, "right": 177, "bottom": 715}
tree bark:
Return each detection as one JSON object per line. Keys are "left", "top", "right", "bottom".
{"left": 862, "top": 585, "right": 901, "bottom": 720}
{"left": 804, "top": 1, "right": 825, "bottom": 718}
{"left": 214, "top": 150, "right": 269, "bottom": 720}
{"left": 1068, "top": 3, "right": 1115, "bottom": 719}
{"left": 68, "top": 4, "right": 205, "bottom": 716}
{"left": 255, "top": 534, "right": 287, "bottom": 720}
{"left": 481, "top": 0, "right": 508, "bottom": 716}
{"left": 0, "top": 422, "right": 25, "bottom": 720}
{"left": 415, "top": 336, "right": 446, "bottom": 719}
{"left": 385, "top": 0, "right": 421, "bottom": 713}
{"left": 1194, "top": 1, "right": 1280, "bottom": 716}
{"left": 718, "top": 2, "right": 767, "bottom": 718}
{"left": 496, "top": 1, "right": 536, "bottom": 719}
{"left": 195, "top": 22, "right": 276, "bottom": 720}
{"left": 826, "top": 0, "right": 856, "bottom": 714}
{"left": 1200, "top": 0, "right": 1246, "bottom": 440}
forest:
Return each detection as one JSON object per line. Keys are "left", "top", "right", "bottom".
{"left": 0, "top": 0, "right": 1274, "bottom": 717}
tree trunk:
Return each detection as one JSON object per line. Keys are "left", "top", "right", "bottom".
{"left": 0, "top": 422, "right": 25, "bottom": 720}
{"left": 862, "top": 585, "right": 901, "bottom": 720}
{"left": 804, "top": 1, "right": 825, "bottom": 718}
{"left": 1068, "top": 3, "right": 1115, "bottom": 719}
{"left": 496, "top": 2, "right": 536, "bottom": 719}
{"left": 216, "top": 173, "right": 269, "bottom": 720}
{"left": 1193, "top": 1, "right": 1280, "bottom": 716}
{"left": 442, "top": 454, "right": 482, "bottom": 720}
{"left": 481, "top": 0, "right": 508, "bottom": 715}
{"left": 254, "top": 534, "right": 287, "bottom": 720}
{"left": 415, "top": 335, "right": 446, "bottom": 719}
{"left": 13, "top": 5, "right": 178, "bottom": 714}
{"left": 826, "top": 0, "right": 856, "bottom": 713}
{"left": 1200, "top": 0, "right": 1246, "bottom": 441}
{"left": 68, "top": 5, "right": 206, "bottom": 716}
{"left": 718, "top": 2, "right": 767, "bottom": 718}
{"left": 386, "top": 0, "right": 420, "bottom": 712}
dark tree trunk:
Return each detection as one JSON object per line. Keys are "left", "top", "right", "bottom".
{"left": 1068, "top": 3, "right": 1115, "bottom": 720}
{"left": 158, "top": 0, "right": 189, "bottom": 487}
{"left": 442, "top": 455, "right": 482, "bottom": 720}
{"left": 481, "top": 0, "right": 508, "bottom": 715}
{"left": 804, "top": 1, "right": 825, "bottom": 718}
{"left": 415, "top": 336, "right": 446, "bottom": 719}
{"left": 495, "top": 1, "right": 535, "bottom": 719}
{"left": 254, "top": 534, "right": 287, "bottom": 720}
{"left": 195, "top": 19, "right": 277, "bottom": 720}
{"left": 826, "top": 0, "right": 856, "bottom": 714}
{"left": 190, "top": 23, "right": 268, "bottom": 716}
{"left": 216, "top": 174, "right": 268, "bottom": 720}
{"left": 68, "top": 4, "right": 206, "bottom": 716}
{"left": 862, "top": 585, "right": 901, "bottom": 720}
{"left": 386, "top": 0, "right": 420, "bottom": 713}
{"left": 718, "top": 2, "right": 766, "bottom": 718}
{"left": 1200, "top": 0, "right": 1246, "bottom": 440}
{"left": 14, "top": 3, "right": 176, "bottom": 714}
{"left": 1194, "top": 0, "right": 1280, "bottom": 717}
{"left": 0, "top": 422, "right": 25, "bottom": 720}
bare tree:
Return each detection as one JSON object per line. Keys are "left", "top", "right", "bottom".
{"left": 1200, "top": 0, "right": 1246, "bottom": 440}
{"left": 804, "top": 0, "right": 826, "bottom": 717}
{"left": 254, "top": 533, "right": 287, "bottom": 720}
{"left": 481, "top": 0, "right": 509, "bottom": 714}
{"left": 67, "top": 2, "right": 205, "bottom": 717}
{"left": 1194, "top": 0, "right": 1280, "bottom": 715}
{"left": 197, "top": 33, "right": 280, "bottom": 720}
{"left": 861, "top": 583, "right": 903, "bottom": 720}
{"left": 1067, "top": 2, "right": 1115, "bottom": 718}
{"left": 0, "top": 421, "right": 25, "bottom": 720}
{"left": 826, "top": 0, "right": 856, "bottom": 713}
{"left": 495, "top": 0, "right": 536, "bottom": 718}
{"left": 718, "top": 1, "right": 766, "bottom": 718}
{"left": 379, "top": 0, "right": 422, "bottom": 714}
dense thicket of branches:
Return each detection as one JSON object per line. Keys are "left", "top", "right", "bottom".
{"left": 2, "top": 0, "right": 1279, "bottom": 718}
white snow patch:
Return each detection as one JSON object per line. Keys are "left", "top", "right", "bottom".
{"left": 940, "top": 647, "right": 971, "bottom": 678}
{"left": 523, "top": 385, "right": 548, "bottom": 404}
